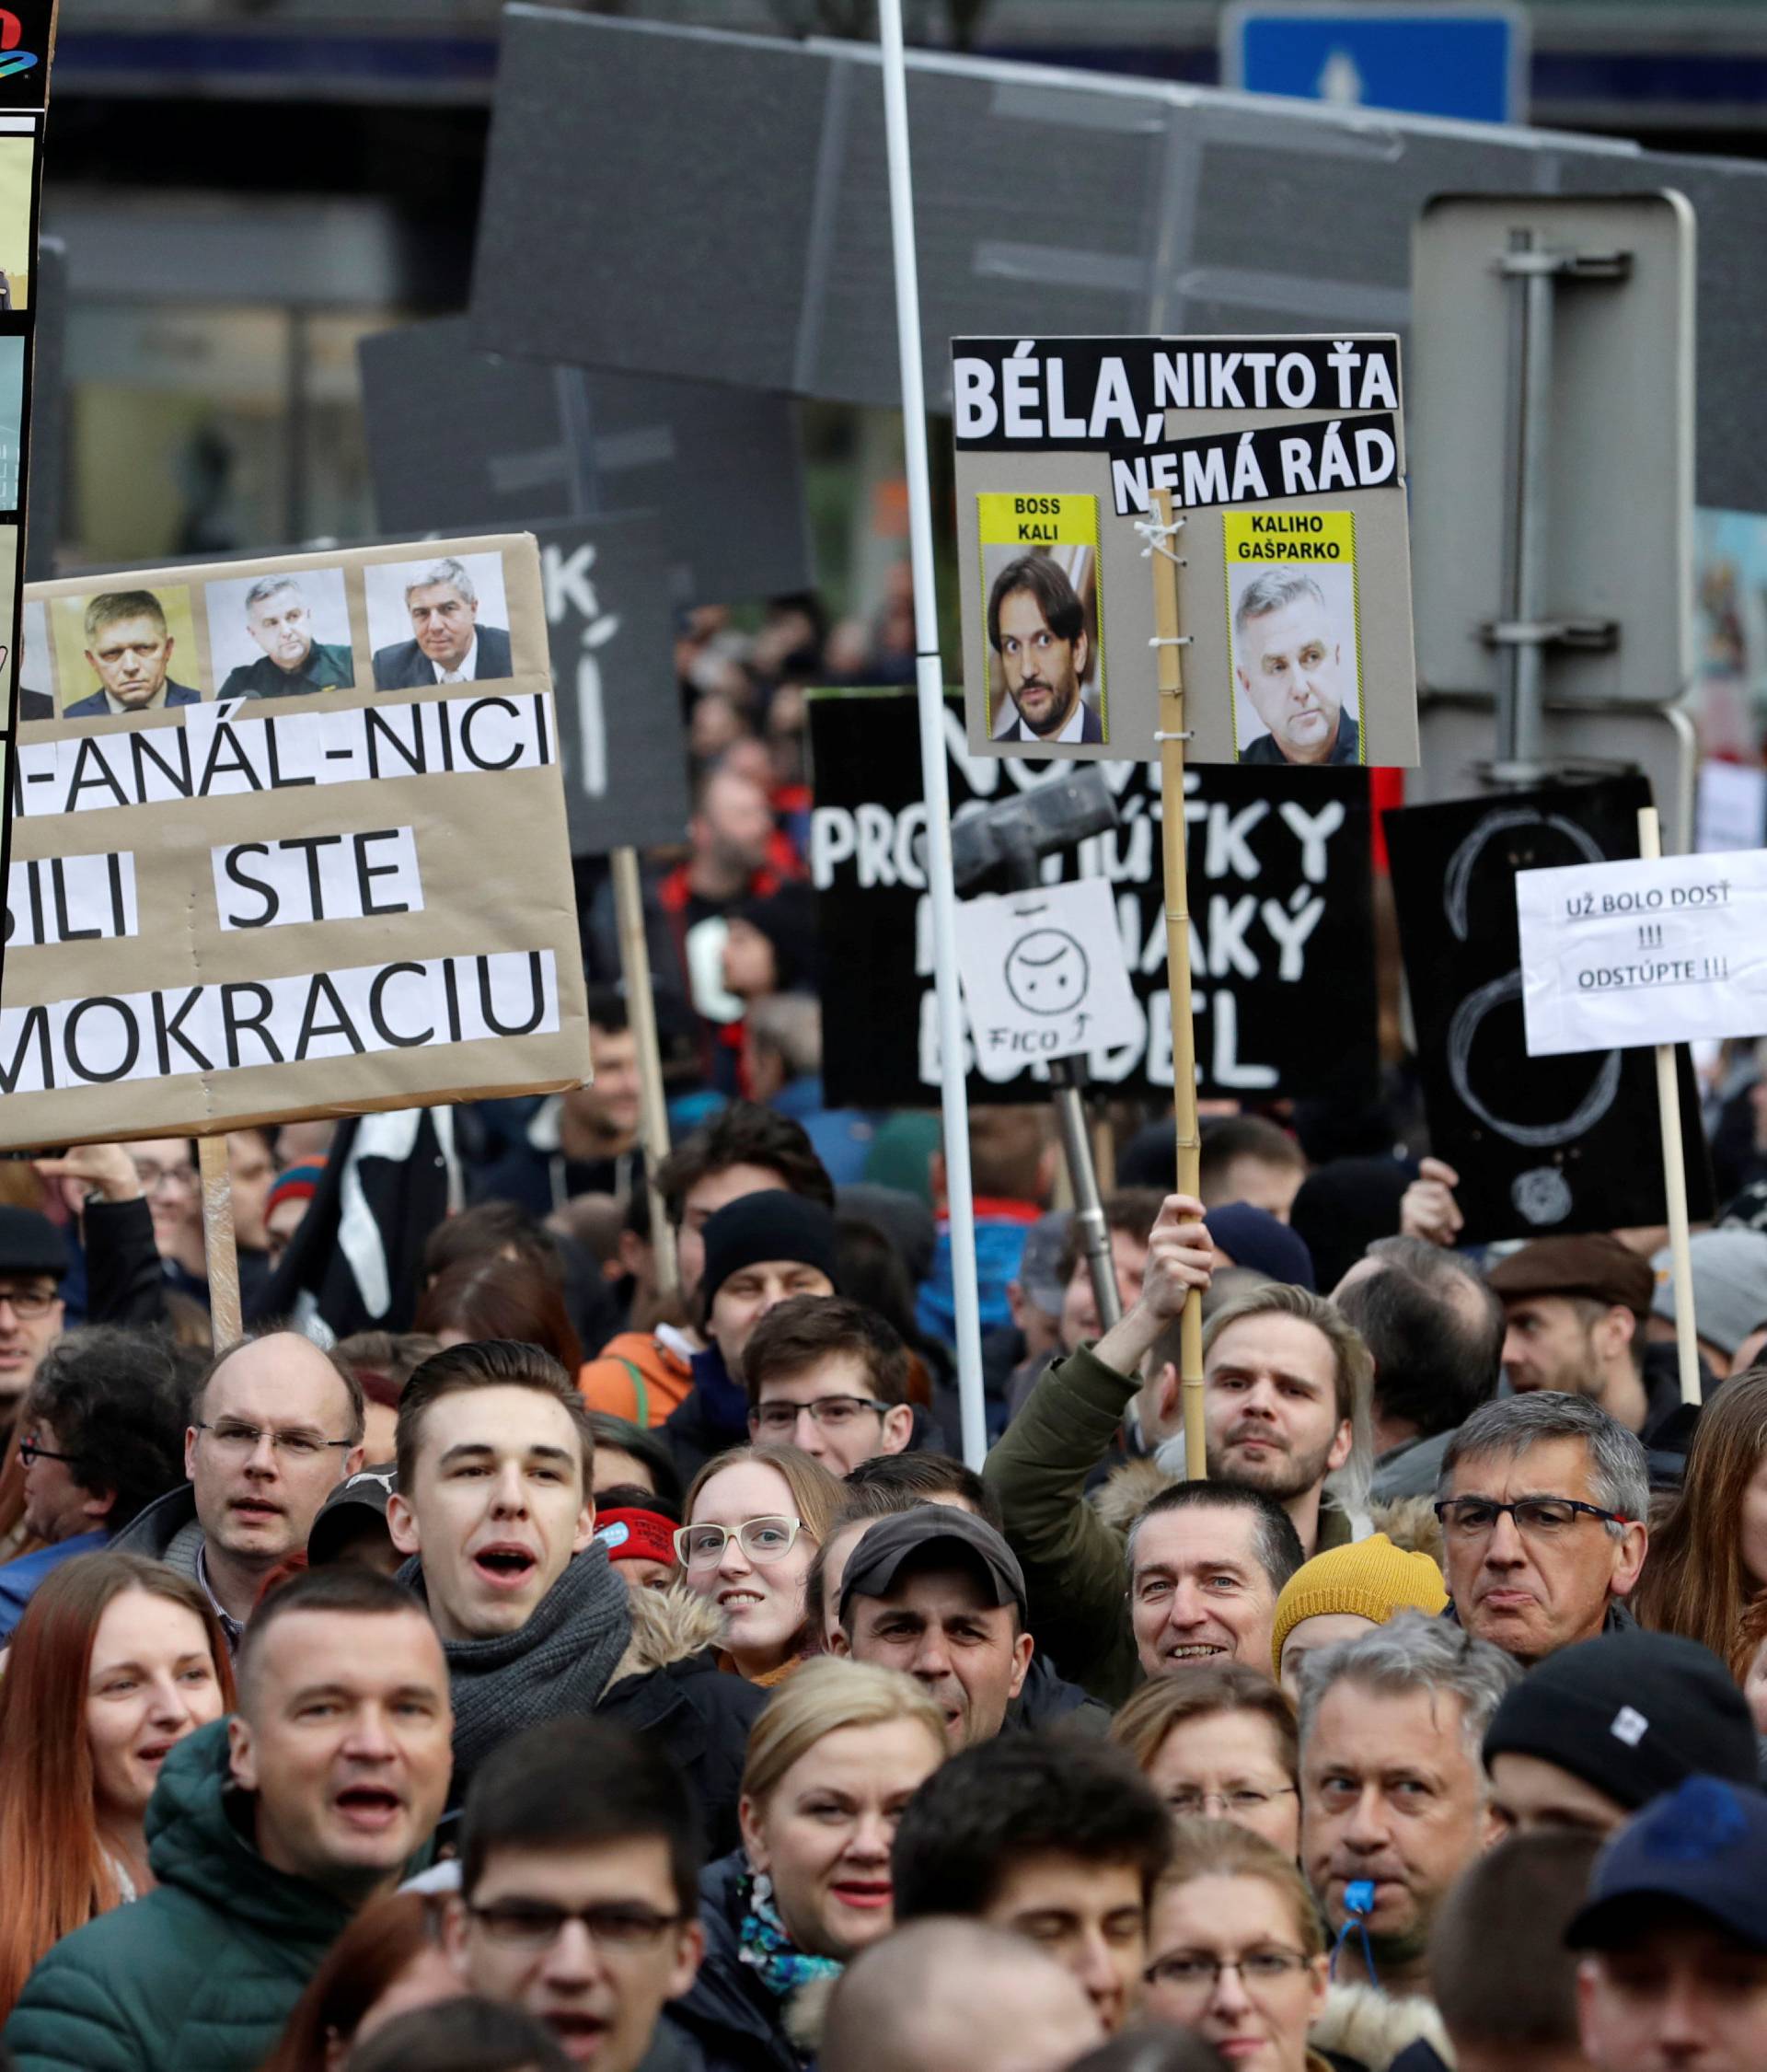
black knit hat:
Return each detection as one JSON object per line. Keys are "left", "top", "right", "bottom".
{"left": 0, "top": 1207, "right": 66, "bottom": 1281}
{"left": 1483, "top": 1628, "right": 1759, "bottom": 1812}
{"left": 700, "top": 1192, "right": 839, "bottom": 1308}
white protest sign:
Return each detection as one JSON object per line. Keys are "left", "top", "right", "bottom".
{"left": 952, "top": 876, "right": 1141, "bottom": 1072}
{"left": 1517, "top": 850, "right": 1767, "bottom": 1057}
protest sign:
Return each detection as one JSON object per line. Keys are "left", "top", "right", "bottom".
{"left": 0, "top": 534, "right": 591, "bottom": 1150}
{"left": 952, "top": 336, "right": 1418, "bottom": 768}
{"left": 532, "top": 513, "right": 688, "bottom": 857}
{"left": 953, "top": 877, "right": 1142, "bottom": 1070}
{"left": 1385, "top": 775, "right": 1713, "bottom": 1244}
{"left": 1517, "top": 851, "right": 1767, "bottom": 1057}
{"left": 809, "top": 689, "right": 1378, "bottom": 1109}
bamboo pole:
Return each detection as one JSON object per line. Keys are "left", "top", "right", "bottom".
{"left": 1637, "top": 805, "right": 1700, "bottom": 1406}
{"left": 610, "top": 844, "right": 678, "bottom": 1295}
{"left": 1149, "top": 490, "right": 1206, "bottom": 1477}
{"left": 198, "top": 1132, "right": 242, "bottom": 1351}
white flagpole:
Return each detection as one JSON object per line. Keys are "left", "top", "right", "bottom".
{"left": 875, "top": 0, "right": 987, "bottom": 1470}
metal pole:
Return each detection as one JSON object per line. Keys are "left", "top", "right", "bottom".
{"left": 876, "top": 0, "right": 987, "bottom": 1469}
{"left": 1499, "top": 227, "right": 1553, "bottom": 772}
{"left": 1053, "top": 1064, "right": 1121, "bottom": 1333}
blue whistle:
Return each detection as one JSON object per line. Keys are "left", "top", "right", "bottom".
{"left": 1344, "top": 1880, "right": 1376, "bottom": 1919}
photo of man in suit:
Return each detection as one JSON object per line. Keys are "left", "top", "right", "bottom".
{"left": 987, "top": 552, "right": 1103, "bottom": 746}
{"left": 64, "top": 592, "right": 202, "bottom": 717}
{"left": 1232, "top": 569, "right": 1362, "bottom": 768}
{"left": 218, "top": 575, "right": 355, "bottom": 700}
{"left": 372, "top": 555, "right": 513, "bottom": 689}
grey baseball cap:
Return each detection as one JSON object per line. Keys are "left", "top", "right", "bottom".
{"left": 838, "top": 1505, "right": 1028, "bottom": 1624}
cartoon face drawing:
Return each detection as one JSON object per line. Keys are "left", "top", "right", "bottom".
{"left": 1004, "top": 928, "right": 1090, "bottom": 1017}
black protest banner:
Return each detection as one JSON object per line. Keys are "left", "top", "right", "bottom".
{"left": 809, "top": 689, "right": 1378, "bottom": 1108}
{"left": 533, "top": 513, "right": 688, "bottom": 856}
{"left": 1385, "top": 776, "right": 1714, "bottom": 1244}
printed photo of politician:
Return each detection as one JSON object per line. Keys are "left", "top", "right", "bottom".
{"left": 1230, "top": 565, "right": 1365, "bottom": 768}
{"left": 985, "top": 547, "right": 1106, "bottom": 746}
{"left": 366, "top": 550, "right": 513, "bottom": 689}
{"left": 16, "top": 597, "right": 50, "bottom": 723}
{"left": 209, "top": 568, "right": 356, "bottom": 700}
{"left": 53, "top": 587, "right": 204, "bottom": 718}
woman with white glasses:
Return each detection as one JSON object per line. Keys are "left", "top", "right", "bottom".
{"left": 677, "top": 1443, "right": 841, "bottom": 1684}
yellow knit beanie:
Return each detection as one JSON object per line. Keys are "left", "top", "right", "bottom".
{"left": 1269, "top": 1533, "right": 1448, "bottom": 1676}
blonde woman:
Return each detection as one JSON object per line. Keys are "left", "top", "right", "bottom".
{"left": 672, "top": 1658, "right": 948, "bottom": 2069}
{"left": 677, "top": 1444, "right": 841, "bottom": 1684}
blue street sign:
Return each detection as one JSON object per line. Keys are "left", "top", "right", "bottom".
{"left": 1221, "top": 4, "right": 1529, "bottom": 125}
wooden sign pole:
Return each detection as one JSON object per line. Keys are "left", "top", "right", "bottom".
{"left": 1147, "top": 491, "right": 1207, "bottom": 1477}
{"left": 197, "top": 1133, "right": 243, "bottom": 1352}
{"left": 610, "top": 844, "right": 679, "bottom": 1296}
{"left": 1636, "top": 804, "right": 1701, "bottom": 1406}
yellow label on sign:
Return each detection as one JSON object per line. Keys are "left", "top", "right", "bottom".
{"left": 1223, "top": 508, "right": 1356, "bottom": 562}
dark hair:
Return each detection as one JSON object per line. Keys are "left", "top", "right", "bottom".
{"left": 583, "top": 1412, "right": 683, "bottom": 1508}
{"left": 834, "top": 1215, "right": 928, "bottom": 1361}
{"left": 332, "top": 1331, "right": 443, "bottom": 1415}
{"left": 595, "top": 1482, "right": 682, "bottom": 1525}
{"left": 654, "top": 1102, "right": 835, "bottom": 1231}
{"left": 841, "top": 1453, "right": 1001, "bottom": 1532}
{"left": 260, "top": 1892, "right": 446, "bottom": 2072}
{"left": 1336, "top": 1236, "right": 1502, "bottom": 1438}
{"left": 1126, "top": 1480, "right": 1306, "bottom": 1597}
{"left": 396, "top": 1339, "right": 594, "bottom": 1492}
{"left": 585, "top": 985, "right": 629, "bottom": 1036}
{"left": 345, "top": 1997, "right": 572, "bottom": 2072}
{"left": 413, "top": 1257, "right": 583, "bottom": 1374}
{"left": 460, "top": 1718, "right": 705, "bottom": 1916}
{"left": 894, "top": 1733, "right": 1171, "bottom": 1921}
{"left": 236, "top": 1564, "right": 430, "bottom": 1717}
{"left": 985, "top": 553, "right": 1084, "bottom": 654}
{"left": 1057, "top": 1189, "right": 1166, "bottom": 1291}
{"left": 422, "top": 1200, "right": 562, "bottom": 1290}
{"left": 1197, "top": 1117, "right": 1306, "bottom": 1197}
{"left": 195, "top": 1328, "right": 365, "bottom": 1447}
{"left": 1429, "top": 1830, "right": 1600, "bottom": 2047}
{"left": 741, "top": 1295, "right": 910, "bottom": 1409}
{"left": 25, "top": 1327, "right": 188, "bottom": 1530}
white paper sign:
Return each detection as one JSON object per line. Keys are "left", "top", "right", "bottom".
{"left": 953, "top": 876, "right": 1141, "bottom": 1069}
{"left": 1696, "top": 762, "right": 1767, "bottom": 856}
{"left": 1517, "top": 850, "right": 1767, "bottom": 1056}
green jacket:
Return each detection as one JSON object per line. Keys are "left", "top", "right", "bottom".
{"left": 5, "top": 1721, "right": 358, "bottom": 2072}
{"left": 984, "top": 1343, "right": 1357, "bottom": 1708}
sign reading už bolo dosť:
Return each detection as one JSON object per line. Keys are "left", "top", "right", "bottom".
{"left": 952, "top": 335, "right": 1419, "bottom": 768}
{"left": 0, "top": 532, "right": 591, "bottom": 1149}
{"left": 1517, "top": 851, "right": 1767, "bottom": 1058}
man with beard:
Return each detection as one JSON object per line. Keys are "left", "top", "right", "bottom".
{"left": 987, "top": 1200, "right": 1371, "bottom": 1703}
{"left": 987, "top": 554, "right": 1103, "bottom": 745}
{"left": 1298, "top": 1613, "right": 1516, "bottom": 2004}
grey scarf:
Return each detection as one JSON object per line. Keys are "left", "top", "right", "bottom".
{"left": 399, "top": 1544, "right": 633, "bottom": 1788}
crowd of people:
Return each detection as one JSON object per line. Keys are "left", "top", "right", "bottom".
{"left": 4, "top": 602, "right": 1767, "bottom": 2071}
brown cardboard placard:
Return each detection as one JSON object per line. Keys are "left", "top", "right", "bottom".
{"left": 0, "top": 531, "right": 591, "bottom": 1148}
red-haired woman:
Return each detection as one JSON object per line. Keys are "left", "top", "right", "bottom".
{"left": 0, "top": 1550, "right": 235, "bottom": 2017}
{"left": 413, "top": 1256, "right": 584, "bottom": 1373}
{"left": 260, "top": 1892, "right": 459, "bottom": 2072}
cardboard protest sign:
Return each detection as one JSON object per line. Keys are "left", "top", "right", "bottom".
{"left": 1385, "top": 776, "right": 1713, "bottom": 1244}
{"left": 810, "top": 689, "right": 1378, "bottom": 1108}
{"left": 0, "top": 534, "right": 591, "bottom": 1150}
{"left": 1518, "top": 851, "right": 1767, "bottom": 1057}
{"left": 533, "top": 513, "right": 689, "bottom": 857}
{"left": 952, "top": 337, "right": 1418, "bottom": 768}
{"left": 953, "top": 878, "right": 1142, "bottom": 1069}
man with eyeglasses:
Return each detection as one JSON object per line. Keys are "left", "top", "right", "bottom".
{"left": 744, "top": 1295, "right": 915, "bottom": 1476}
{"left": 0, "top": 1207, "right": 67, "bottom": 1433}
{"left": 115, "top": 1329, "right": 367, "bottom": 1646}
{"left": 1434, "top": 1393, "right": 1650, "bottom": 1666}
{"left": 445, "top": 1718, "right": 705, "bottom": 2071}
{"left": 663, "top": 1191, "right": 840, "bottom": 1480}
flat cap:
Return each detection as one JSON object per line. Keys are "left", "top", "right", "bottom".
{"left": 1485, "top": 1233, "right": 1653, "bottom": 1319}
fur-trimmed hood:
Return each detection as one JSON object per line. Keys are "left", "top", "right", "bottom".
{"left": 609, "top": 1581, "right": 726, "bottom": 1689}
{"left": 1311, "top": 1984, "right": 1453, "bottom": 2071}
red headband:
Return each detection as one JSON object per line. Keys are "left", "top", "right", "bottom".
{"left": 596, "top": 1509, "right": 678, "bottom": 1568}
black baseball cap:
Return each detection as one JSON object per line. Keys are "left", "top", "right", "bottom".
{"left": 838, "top": 1505, "right": 1027, "bottom": 1625}
{"left": 307, "top": 1464, "right": 396, "bottom": 1566}
{"left": 1567, "top": 1776, "right": 1767, "bottom": 1952}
